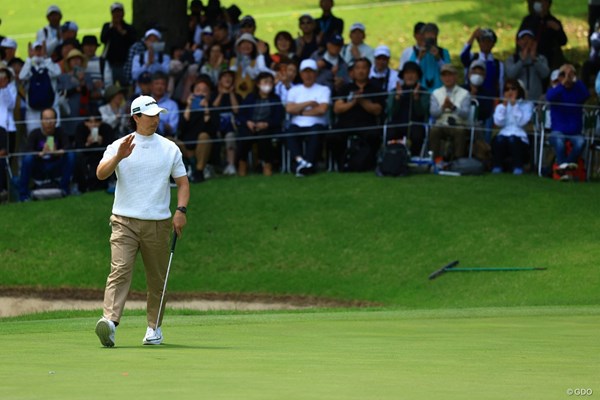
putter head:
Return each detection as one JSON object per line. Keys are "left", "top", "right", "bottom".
{"left": 428, "top": 260, "right": 459, "bottom": 280}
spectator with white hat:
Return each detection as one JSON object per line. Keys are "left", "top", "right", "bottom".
{"left": 340, "top": 22, "right": 374, "bottom": 66}
{"left": 19, "top": 40, "right": 62, "bottom": 134}
{"left": 36, "top": 5, "right": 63, "bottom": 58}
{"left": 0, "top": 38, "right": 17, "bottom": 64}
{"left": 285, "top": 59, "right": 331, "bottom": 177}
{"left": 130, "top": 29, "right": 171, "bottom": 87}
{"left": 369, "top": 45, "right": 399, "bottom": 93}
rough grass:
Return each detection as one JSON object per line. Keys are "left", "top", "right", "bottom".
{"left": 2, "top": 173, "right": 599, "bottom": 308}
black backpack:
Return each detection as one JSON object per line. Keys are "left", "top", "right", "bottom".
{"left": 28, "top": 67, "right": 55, "bottom": 111}
{"left": 343, "top": 138, "right": 373, "bottom": 172}
{"left": 376, "top": 143, "right": 410, "bottom": 177}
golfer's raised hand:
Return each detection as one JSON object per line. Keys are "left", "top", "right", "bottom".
{"left": 117, "top": 134, "right": 135, "bottom": 160}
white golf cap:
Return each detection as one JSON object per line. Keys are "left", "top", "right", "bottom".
{"left": 350, "top": 22, "right": 366, "bottom": 32}
{"left": 32, "top": 40, "right": 44, "bottom": 48}
{"left": 144, "top": 29, "right": 162, "bottom": 40}
{"left": 374, "top": 45, "right": 390, "bottom": 58}
{"left": 299, "top": 59, "right": 318, "bottom": 71}
{"left": 130, "top": 95, "right": 167, "bottom": 116}
{"left": 0, "top": 38, "right": 17, "bottom": 49}
{"left": 110, "top": 2, "right": 124, "bottom": 12}
{"left": 46, "top": 5, "right": 62, "bottom": 16}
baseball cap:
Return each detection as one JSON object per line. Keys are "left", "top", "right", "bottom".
{"left": 144, "top": 29, "right": 162, "bottom": 40}
{"left": 130, "top": 95, "right": 167, "bottom": 116}
{"left": 440, "top": 63, "right": 457, "bottom": 74}
{"left": 240, "top": 15, "right": 256, "bottom": 27}
{"left": 350, "top": 22, "right": 366, "bottom": 32}
{"left": 374, "top": 45, "right": 391, "bottom": 58}
{"left": 550, "top": 69, "right": 560, "bottom": 82}
{"left": 32, "top": 40, "right": 44, "bottom": 49}
{"left": 327, "top": 33, "right": 344, "bottom": 46}
{"left": 202, "top": 26, "right": 213, "bottom": 35}
{"left": 479, "top": 28, "right": 497, "bottom": 43}
{"left": 61, "top": 21, "right": 79, "bottom": 32}
{"left": 517, "top": 29, "right": 535, "bottom": 39}
{"left": 235, "top": 32, "right": 257, "bottom": 47}
{"left": 137, "top": 71, "right": 152, "bottom": 84}
{"left": 469, "top": 59, "right": 486, "bottom": 71}
{"left": 0, "top": 38, "right": 17, "bottom": 49}
{"left": 299, "top": 14, "right": 314, "bottom": 23}
{"left": 46, "top": 5, "right": 62, "bottom": 16}
{"left": 399, "top": 61, "right": 422, "bottom": 80}
{"left": 82, "top": 35, "right": 99, "bottom": 47}
{"left": 299, "top": 59, "right": 318, "bottom": 71}
{"left": 110, "top": 2, "right": 124, "bottom": 12}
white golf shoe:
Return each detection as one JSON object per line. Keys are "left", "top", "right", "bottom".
{"left": 142, "top": 326, "right": 163, "bottom": 345}
{"left": 95, "top": 317, "right": 116, "bottom": 348}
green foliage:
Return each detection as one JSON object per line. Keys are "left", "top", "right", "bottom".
{"left": 2, "top": 173, "right": 599, "bottom": 308}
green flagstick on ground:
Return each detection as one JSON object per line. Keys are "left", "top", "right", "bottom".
{"left": 429, "top": 260, "right": 547, "bottom": 280}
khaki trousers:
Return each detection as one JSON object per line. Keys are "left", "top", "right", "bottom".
{"left": 102, "top": 214, "right": 171, "bottom": 329}
{"left": 429, "top": 125, "right": 468, "bottom": 159}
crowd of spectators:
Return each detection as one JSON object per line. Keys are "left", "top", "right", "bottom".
{"left": 0, "top": 0, "right": 598, "bottom": 202}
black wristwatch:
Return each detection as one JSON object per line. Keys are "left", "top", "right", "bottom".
{"left": 176, "top": 206, "right": 187, "bottom": 214}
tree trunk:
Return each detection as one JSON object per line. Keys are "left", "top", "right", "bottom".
{"left": 132, "top": 0, "right": 188, "bottom": 51}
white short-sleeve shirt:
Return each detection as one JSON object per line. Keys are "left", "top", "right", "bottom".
{"left": 287, "top": 83, "right": 331, "bottom": 127}
{"left": 101, "top": 132, "right": 187, "bottom": 220}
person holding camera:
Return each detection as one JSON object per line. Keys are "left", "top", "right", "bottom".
{"left": 429, "top": 64, "right": 471, "bottom": 162}
{"left": 546, "top": 64, "right": 590, "bottom": 175}
{"left": 178, "top": 76, "right": 218, "bottom": 182}
{"left": 57, "top": 48, "right": 93, "bottom": 139}
{"left": 409, "top": 23, "right": 451, "bottom": 93}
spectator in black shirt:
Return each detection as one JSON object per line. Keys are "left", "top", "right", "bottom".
{"left": 315, "top": 0, "right": 344, "bottom": 50}
{"left": 73, "top": 111, "right": 115, "bottom": 192}
{"left": 296, "top": 14, "right": 319, "bottom": 62}
{"left": 518, "top": 0, "right": 567, "bottom": 70}
{"left": 100, "top": 2, "right": 136, "bottom": 86}
{"left": 236, "top": 72, "right": 284, "bottom": 176}
{"left": 331, "top": 58, "right": 384, "bottom": 170}
{"left": 18, "top": 108, "right": 76, "bottom": 201}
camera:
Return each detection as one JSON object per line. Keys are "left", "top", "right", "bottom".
{"left": 425, "top": 37, "right": 436, "bottom": 50}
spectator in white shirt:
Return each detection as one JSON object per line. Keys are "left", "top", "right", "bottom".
{"left": 285, "top": 59, "right": 331, "bottom": 176}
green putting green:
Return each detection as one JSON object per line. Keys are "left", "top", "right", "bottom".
{"left": 1, "top": 307, "right": 598, "bottom": 400}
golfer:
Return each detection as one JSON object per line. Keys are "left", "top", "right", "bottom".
{"left": 94, "top": 95, "right": 190, "bottom": 347}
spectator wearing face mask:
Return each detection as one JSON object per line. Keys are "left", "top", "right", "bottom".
{"left": 236, "top": 72, "right": 284, "bottom": 176}
{"left": 460, "top": 28, "right": 504, "bottom": 98}
{"left": 463, "top": 60, "right": 495, "bottom": 142}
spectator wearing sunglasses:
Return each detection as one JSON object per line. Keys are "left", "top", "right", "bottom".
{"left": 491, "top": 79, "right": 533, "bottom": 175}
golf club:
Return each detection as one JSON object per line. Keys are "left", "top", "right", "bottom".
{"left": 429, "top": 260, "right": 547, "bottom": 280}
{"left": 155, "top": 230, "right": 178, "bottom": 330}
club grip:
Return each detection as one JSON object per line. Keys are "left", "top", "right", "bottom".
{"left": 171, "top": 231, "right": 178, "bottom": 252}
